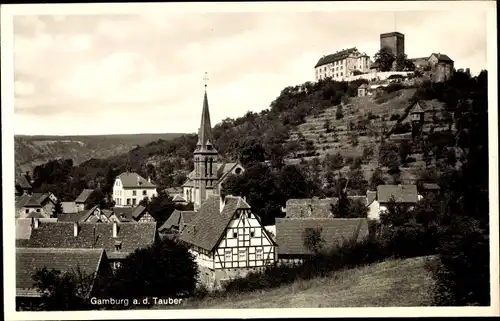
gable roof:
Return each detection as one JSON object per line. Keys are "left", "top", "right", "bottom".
{"left": 172, "top": 194, "right": 187, "bottom": 202}
{"left": 377, "top": 185, "right": 418, "bottom": 203}
{"left": 275, "top": 218, "right": 369, "bottom": 256}
{"left": 16, "top": 248, "right": 105, "bottom": 297}
{"left": 366, "top": 191, "right": 377, "bottom": 205}
{"left": 358, "top": 84, "right": 368, "bottom": 89}
{"left": 57, "top": 211, "right": 89, "bottom": 222}
{"left": 16, "top": 175, "right": 32, "bottom": 189}
{"left": 25, "top": 221, "right": 157, "bottom": 259}
{"left": 179, "top": 196, "right": 260, "bottom": 251}
{"left": 285, "top": 198, "right": 338, "bottom": 218}
{"left": 16, "top": 218, "right": 58, "bottom": 240}
{"left": 75, "top": 189, "right": 94, "bottom": 203}
{"left": 112, "top": 206, "right": 148, "bottom": 222}
{"left": 160, "top": 210, "right": 182, "bottom": 232}
{"left": 62, "top": 201, "right": 78, "bottom": 214}
{"left": 429, "top": 53, "right": 454, "bottom": 63}
{"left": 315, "top": 48, "right": 358, "bottom": 68}
{"left": 15, "top": 194, "right": 32, "bottom": 211}
{"left": 23, "top": 193, "right": 52, "bottom": 208}
{"left": 183, "top": 161, "right": 242, "bottom": 187}
{"left": 117, "top": 172, "right": 156, "bottom": 188}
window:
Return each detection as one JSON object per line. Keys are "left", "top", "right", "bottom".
{"left": 25, "top": 209, "right": 29, "bottom": 213}
{"left": 132, "top": 190, "right": 137, "bottom": 196}
{"left": 225, "top": 249, "right": 231, "bottom": 261}
{"left": 143, "top": 190, "right": 147, "bottom": 195}
{"left": 132, "top": 198, "right": 136, "bottom": 206}
{"left": 256, "top": 248, "right": 263, "bottom": 260}
{"left": 238, "top": 249, "right": 247, "bottom": 260}
{"left": 36, "top": 209, "right": 40, "bottom": 212}
{"left": 233, "top": 232, "right": 238, "bottom": 238}
{"left": 127, "top": 198, "right": 131, "bottom": 205}
{"left": 250, "top": 229, "right": 255, "bottom": 238}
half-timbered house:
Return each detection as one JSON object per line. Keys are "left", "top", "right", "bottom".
{"left": 179, "top": 195, "right": 277, "bottom": 289}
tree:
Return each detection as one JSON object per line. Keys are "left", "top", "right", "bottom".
{"left": 146, "top": 191, "right": 175, "bottom": 226}
{"left": 276, "top": 165, "right": 311, "bottom": 204}
{"left": 347, "top": 169, "right": 368, "bottom": 195}
{"left": 379, "top": 141, "right": 401, "bottom": 173}
{"left": 238, "top": 137, "right": 266, "bottom": 166}
{"left": 31, "top": 266, "right": 94, "bottom": 311}
{"left": 108, "top": 238, "right": 198, "bottom": 301}
{"left": 303, "top": 227, "right": 325, "bottom": 255}
{"left": 52, "top": 199, "right": 64, "bottom": 217}
{"left": 369, "top": 168, "right": 386, "bottom": 190}
{"left": 324, "top": 152, "right": 344, "bottom": 172}
{"left": 395, "top": 53, "right": 415, "bottom": 71}
{"left": 398, "top": 140, "right": 412, "bottom": 165}
{"left": 374, "top": 47, "right": 396, "bottom": 72}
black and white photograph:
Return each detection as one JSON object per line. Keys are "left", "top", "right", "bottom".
{"left": 1, "top": 1, "right": 498, "bottom": 318}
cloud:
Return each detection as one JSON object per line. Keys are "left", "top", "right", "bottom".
{"left": 10, "top": 9, "right": 490, "bottom": 135}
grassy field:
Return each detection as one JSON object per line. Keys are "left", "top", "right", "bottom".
{"left": 163, "top": 255, "right": 437, "bottom": 309}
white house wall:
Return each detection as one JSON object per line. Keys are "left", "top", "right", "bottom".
{"left": 113, "top": 178, "right": 157, "bottom": 207}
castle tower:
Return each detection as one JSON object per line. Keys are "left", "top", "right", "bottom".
{"left": 380, "top": 32, "right": 405, "bottom": 58}
{"left": 193, "top": 77, "right": 219, "bottom": 211}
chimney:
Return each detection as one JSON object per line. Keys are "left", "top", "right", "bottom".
{"left": 31, "top": 217, "right": 40, "bottom": 229}
{"left": 148, "top": 176, "right": 151, "bottom": 183}
{"left": 73, "top": 222, "right": 79, "bottom": 237}
{"left": 113, "top": 221, "right": 118, "bottom": 238}
{"left": 220, "top": 195, "right": 228, "bottom": 213}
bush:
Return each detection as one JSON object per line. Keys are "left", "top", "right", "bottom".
{"left": 384, "top": 83, "right": 406, "bottom": 93}
{"left": 389, "top": 114, "right": 400, "bottom": 121}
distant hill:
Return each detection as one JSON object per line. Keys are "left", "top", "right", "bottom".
{"left": 14, "top": 133, "right": 185, "bottom": 175}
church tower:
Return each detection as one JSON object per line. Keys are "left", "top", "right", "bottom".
{"left": 193, "top": 76, "right": 219, "bottom": 211}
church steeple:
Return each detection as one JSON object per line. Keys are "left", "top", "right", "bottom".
{"left": 196, "top": 72, "right": 216, "bottom": 152}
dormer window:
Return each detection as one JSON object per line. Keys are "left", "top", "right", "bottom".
{"left": 114, "top": 240, "right": 122, "bottom": 251}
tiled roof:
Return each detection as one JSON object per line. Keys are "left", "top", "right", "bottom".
{"left": 377, "top": 185, "right": 418, "bottom": 203}
{"left": 16, "top": 248, "right": 104, "bottom": 297}
{"left": 285, "top": 198, "right": 338, "bottom": 218}
{"left": 15, "top": 195, "right": 32, "bottom": 211}
{"left": 57, "top": 211, "right": 88, "bottom": 222}
{"left": 183, "top": 161, "right": 241, "bottom": 187}
{"left": 166, "top": 187, "right": 183, "bottom": 195}
{"left": 25, "top": 221, "right": 157, "bottom": 258}
{"left": 112, "top": 206, "right": 147, "bottom": 221}
{"left": 180, "top": 211, "right": 196, "bottom": 226}
{"left": 16, "top": 175, "right": 32, "bottom": 189}
{"left": 75, "top": 189, "right": 94, "bottom": 203}
{"left": 430, "top": 53, "right": 454, "bottom": 63}
{"left": 179, "top": 196, "right": 257, "bottom": 251}
{"left": 275, "top": 218, "right": 369, "bottom": 256}
{"left": 23, "top": 193, "right": 51, "bottom": 207}
{"left": 315, "top": 48, "right": 358, "bottom": 68}
{"left": 411, "top": 101, "right": 425, "bottom": 113}
{"left": 15, "top": 218, "right": 56, "bottom": 240}
{"left": 117, "top": 172, "right": 156, "bottom": 188}
{"left": 62, "top": 201, "right": 78, "bottom": 214}
{"left": 159, "top": 210, "right": 182, "bottom": 231}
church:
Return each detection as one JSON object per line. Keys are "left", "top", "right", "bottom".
{"left": 182, "top": 82, "right": 245, "bottom": 211}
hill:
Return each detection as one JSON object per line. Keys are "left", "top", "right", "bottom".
{"left": 163, "top": 256, "right": 437, "bottom": 309}
{"left": 14, "top": 133, "right": 184, "bottom": 175}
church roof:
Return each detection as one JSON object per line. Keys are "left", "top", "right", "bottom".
{"left": 183, "top": 161, "right": 241, "bottom": 187}
{"left": 196, "top": 90, "right": 216, "bottom": 152}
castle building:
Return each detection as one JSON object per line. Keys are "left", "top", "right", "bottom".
{"left": 380, "top": 31, "right": 405, "bottom": 58}
{"left": 182, "top": 86, "right": 245, "bottom": 211}
{"left": 314, "top": 48, "right": 371, "bottom": 82}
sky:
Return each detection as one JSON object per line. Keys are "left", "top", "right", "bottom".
{"left": 8, "top": 3, "right": 492, "bottom": 136}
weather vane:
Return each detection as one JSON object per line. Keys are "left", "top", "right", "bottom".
{"left": 203, "top": 72, "right": 209, "bottom": 89}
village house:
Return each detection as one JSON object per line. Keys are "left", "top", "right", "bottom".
{"left": 16, "top": 217, "right": 58, "bottom": 247}
{"left": 75, "top": 189, "right": 94, "bottom": 211}
{"left": 181, "top": 86, "right": 245, "bottom": 211}
{"left": 15, "top": 175, "right": 33, "bottom": 196}
{"left": 275, "top": 218, "right": 369, "bottom": 265}
{"left": 112, "top": 205, "right": 155, "bottom": 223}
{"left": 179, "top": 195, "right": 277, "bottom": 290}
{"left": 159, "top": 209, "right": 196, "bottom": 234}
{"left": 366, "top": 185, "right": 422, "bottom": 221}
{"left": 15, "top": 192, "right": 58, "bottom": 219}
{"left": 112, "top": 172, "right": 157, "bottom": 207}
{"left": 16, "top": 248, "right": 112, "bottom": 310}
{"left": 22, "top": 220, "right": 157, "bottom": 270}
{"left": 284, "top": 196, "right": 368, "bottom": 219}
{"left": 357, "top": 84, "right": 368, "bottom": 97}
{"left": 314, "top": 47, "right": 371, "bottom": 82}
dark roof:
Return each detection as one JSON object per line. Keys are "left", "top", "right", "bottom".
{"left": 75, "top": 189, "right": 94, "bottom": 203}
{"left": 160, "top": 210, "right": 182, "bottom": 231}
{"left": 15, "top": 195, "right": 32, "bottom": 211}
{"left": 367, "top": 191, "right": 377, "bottom": 205}
{"left": 16, "top": 248, "right": 104, "bottom": 297}
{"left": 57, "top": 211, "right": 88, "bottom": 222}
{"left": 315, "top": 48, "right": 358, "bottom": 68}
{"left": 285, "top": 198, "right": 337, "bottom": 218}
{"left": 166, "top": 187, "right": 183, "bottom": 195}
{"left": 117, "top": 172, "right": 156, "bottom": 188}
{"left": 112, "top": 206, "right": 148, "bottom": 221}
{"left": 276, "top": 218, "right": 369, "bottom": 256}
{"left": 183, "top": 161, "right": 241, "bottom": 187}
{"left": 430, "top": 53, "right": 454, "bottom": 63}
{"left": 25, "top": 221, "right": 156, "bottom": 258}
{"left": 411, "top": 101, "right": 425, "bottom": 113}
{"left": 172, "top": 194, "right": 186, "bottom": 202}
{"left": 422, "top": 183, "right": 440, "bottom": 190}
{"left": 179, "top": 196, "right": 257, "bottom": 251}
{"left": 377, "top": 185, "right": 418, "bottom": 203}
{"left": 16, "top": 175, "right": 32, "bottom": 189}
{"left": 23, "top": 193, "right": 51, "bottom": 207}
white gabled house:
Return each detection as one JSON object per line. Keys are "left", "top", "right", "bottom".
{"left": 179, "top": 195, "right": 277, "bottom": 289}
{"left": 367, "top": 185, "right": 422, "bottom": 221}
{"left": 112, "top": 172, "right": 157, "bottom": 207}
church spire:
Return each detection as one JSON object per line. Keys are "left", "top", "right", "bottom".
{"left": 196, "top": 72, "right": 214, "bottom": 150}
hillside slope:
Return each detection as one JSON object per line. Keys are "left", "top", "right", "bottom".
{"left": 170, "top": 256, "right": 437, "bottom": 309}
{"left": 14, "top": 133, "right": 184, "bottom": 175}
